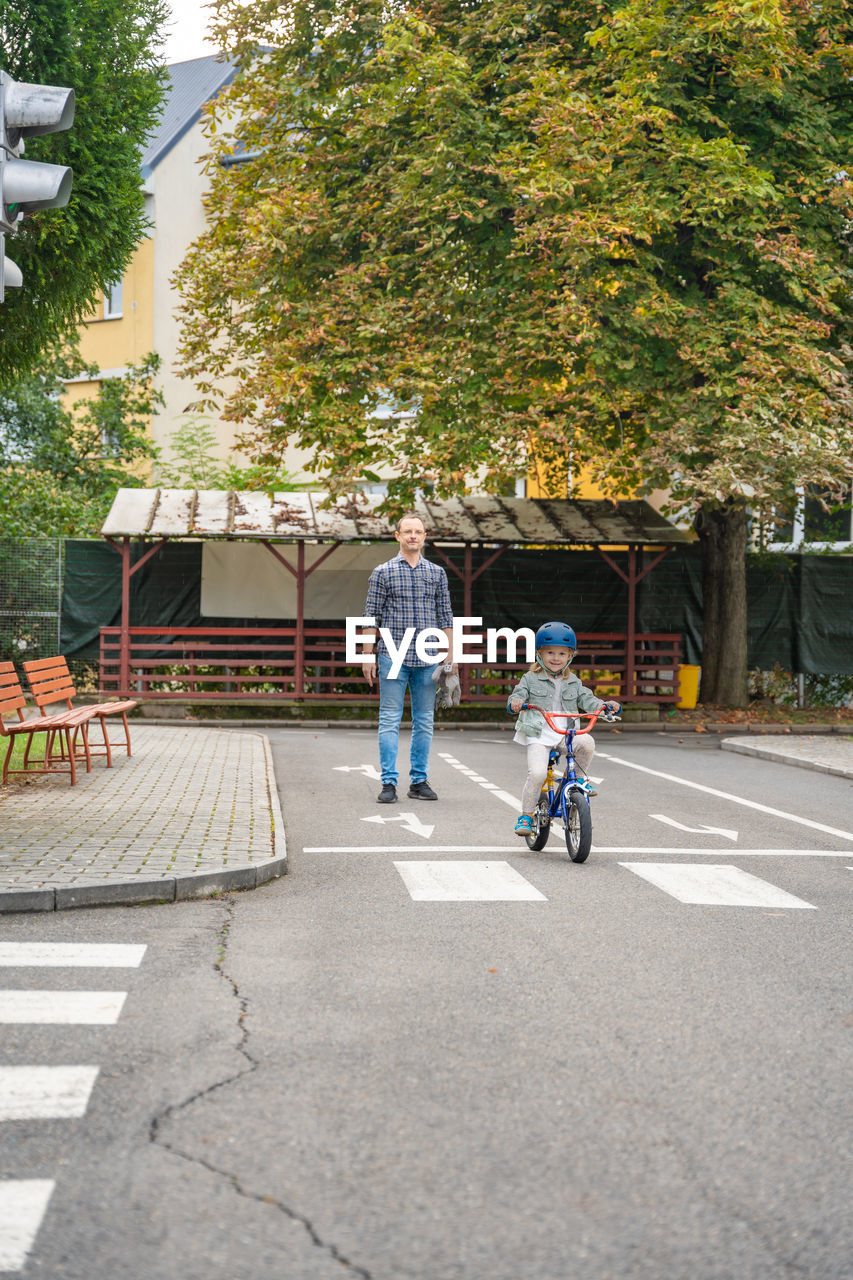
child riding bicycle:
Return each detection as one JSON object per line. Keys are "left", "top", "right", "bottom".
{"left": 508, "top": 621, "right": 621, "bottom": 836}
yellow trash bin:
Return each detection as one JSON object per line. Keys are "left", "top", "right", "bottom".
{"left": 677, "top": 664, "right": 701, "bottom": 710}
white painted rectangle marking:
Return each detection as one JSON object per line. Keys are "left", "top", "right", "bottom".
{"left": 0, "top": 990, "right": 127, "bottom": 1024}
{"left": 0, "top": 943, "right": 146, "bottom": 968}
{"left": 0, "top": 1066, "right": 99, "bottom": 1120}
{"left": 394, "top": 861, "right": 547, "bottom": 902}
{"left": 620, "top": 864, "right": 817, "bottom": 908}
{"left": 0, "top": 1180, "right": 54, "bottom": 1271}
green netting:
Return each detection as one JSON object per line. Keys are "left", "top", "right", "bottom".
{"left": 39, "top": 539, "right": 853, "bottom": 677}
{"left": 0, "top": 538, "right": 63, "bottom": 664}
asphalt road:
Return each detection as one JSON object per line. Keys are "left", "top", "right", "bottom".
{"left": 2, "top": 728, "right": 851, "bottom": 1280}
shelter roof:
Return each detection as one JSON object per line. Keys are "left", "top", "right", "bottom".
{"left": 101, "top": 489, "right": 694, "bottom": 545}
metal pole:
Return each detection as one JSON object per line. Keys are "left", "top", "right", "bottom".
{"left": 120, "top": 538, "right": 131, "bottom": 696}
{"left": 461, "top": 545, "right": 473, "bottom": 699}
{"left": 625, "top": 546, "right": 637, "bottom": 703}
{"left": 295, "top": 541, "right": 305, "bottom": 697}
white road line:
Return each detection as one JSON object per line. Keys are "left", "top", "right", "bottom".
{"left": 0, "top": 1180, "right": 54, "bottom": 1271}
{"left": 493, "top": 789, "right": 525, "bottom": 809}
{"left": 305, "top": 845, "right": 853, "bottom": 855}
{"left": 0, "top": 991, "right": 127, "bottom": 1025}
{"left": 0, "top": 943, "right": 146, "bottom": 969}
{"left": 0, "top": 1066, "right": 100, "bottom": 1121}
{"left": 437, "top": 752, "right": 519, "bottom": 808}
{"left": 394, "top": 861, "right": 547, "bottom": 901}
{"left": 620, "top": 863, "right": 817, "bottom": 908}
{"left": 597, "top": 752, "right": 853, "bottom": 842}
{"left": 597, "top": 848, "right": 852, "bottom": 856}
{"left": 437, "top": 749, "right": 603, "bottom": 812}
{"left": 307, "top": 845, "right": 529, "bottom": 853}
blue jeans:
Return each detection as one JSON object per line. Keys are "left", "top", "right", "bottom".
{"left": 377, "top": 653, "right": 435, "bottom": 786}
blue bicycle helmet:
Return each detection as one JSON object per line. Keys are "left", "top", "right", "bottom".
{"left": 535, "top": 621, "right": 577, "bottom": 651}
{"left": 534, "top": 621, "right": 577, "bottom": 674}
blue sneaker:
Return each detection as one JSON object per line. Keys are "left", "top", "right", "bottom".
{"left": 514, "top": 814, "right": 533, "bottom": 836}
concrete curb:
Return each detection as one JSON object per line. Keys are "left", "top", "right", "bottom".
{"left": 0, "top": 731, "right": 288, "bottom": 915}
{"left": 720, "top": 739, "right": 853, "bottom": 781}
{"left": 0, "top": 854, "right": 289, "bottom": 918}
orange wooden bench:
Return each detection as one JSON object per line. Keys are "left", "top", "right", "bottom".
{"left": 22, "top": 657, "right": 138, "bottom": 767}
{"left": 0, "top": 661, "right": 93, "bottom": 785}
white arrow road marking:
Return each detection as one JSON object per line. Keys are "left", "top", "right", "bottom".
{"left": 333, "top": 764, "right": 382, "bottom": 780}
{"left": 362, "top": 811, "right": 435, "bottom": 839}
{"left": 0, "top": 943, "right": 146, "bottom": 968}
{"left": 597, "top": 752, "right": 853, "bottom": 843}
{"left": 394, "top": 861, "right": 547, "bottom": 901}
{"left": 0, "top": 1066, "right": 100, "bottom": 1121}
{"left": 0, "top": 990, "right": 127, "bottom": 1025}
{"left": 0, "top": 1181, "right": 55, "bottom": 1271}
{"left": 621, "top": 863, "right": 817, "bottom": 908}
{"left": 650, "top": 814, "right": 738, "bottom": 841}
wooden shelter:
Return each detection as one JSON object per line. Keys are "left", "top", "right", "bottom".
{"left": 100, "top": 489, "right": 694, "bottom": 703}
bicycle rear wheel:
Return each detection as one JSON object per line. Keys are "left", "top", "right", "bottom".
{"left": 525, "top": 792, "right": 552, "bottom": 851}
{"left": 564, "top": 790, "right": 592, "bottom": 863}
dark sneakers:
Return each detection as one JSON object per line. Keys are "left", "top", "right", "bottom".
{"left": 377, "top": 783, "right": 398, "bottom": 804}
{"left": 408, "top": 781, "right": 438, "bottom": 801}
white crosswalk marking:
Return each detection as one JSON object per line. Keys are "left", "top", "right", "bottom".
{"left": 0, "top": 943, "right": 146, "bottom": 968}
{"left": 0, "top": 1180, "right": 55, "bottom": 1271}
{"left": 395, "top": 861, "right": 547, "bottom": 901}
{"left": 620, "top": 863, "right": 817, "bottom": 908}
{"left": 0, "top": 1067, "right": 100, "bottom": 1121}
{"left": 0, "top": 941, "right": 144, "bottom": 1274}
{"left": 0, "top": 990, "right": 127, "bottom": 1024}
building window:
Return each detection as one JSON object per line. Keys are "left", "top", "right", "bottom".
{"left": 104, "top": 279, "right": 123, "bottom": 319}
{"left": 765, "top": 483, "right": 853, "bottom": 550}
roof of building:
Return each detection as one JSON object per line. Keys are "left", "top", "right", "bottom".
{"left": 101, "top": 489, "right": 695, "bottom": 545}
{"left": 141, "top": 54, "right": 238, "bottom": 175}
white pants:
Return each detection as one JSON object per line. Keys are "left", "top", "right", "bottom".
{"left": 521, "top": 735, "right": 595, "bottom": 814}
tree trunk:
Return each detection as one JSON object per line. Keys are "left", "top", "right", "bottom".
{"left": 695, "top": 500, "right": 749, "bottom": 707}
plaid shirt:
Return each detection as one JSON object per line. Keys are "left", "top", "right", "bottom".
{"left": 365, "top": 552, "right": 454, "bottom": 667}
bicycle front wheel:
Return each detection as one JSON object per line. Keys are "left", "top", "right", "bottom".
{"left": 564, "top": 790, "right": 592, "bottom": 863}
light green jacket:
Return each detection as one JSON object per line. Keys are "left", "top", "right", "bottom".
{"left": 509, "top": 668, "right": 605, "bottom": 739}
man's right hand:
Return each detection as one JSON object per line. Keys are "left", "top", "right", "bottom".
{"left": 363, "top": 659, "right": 376, "bottom": 687}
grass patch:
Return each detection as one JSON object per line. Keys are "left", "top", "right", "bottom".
{"left": 0, "top": 734, "right": 51, "bottom": 783}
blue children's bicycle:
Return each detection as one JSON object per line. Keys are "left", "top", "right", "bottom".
{"left": 514, "top": 705, "right": 620, "bottom": 862}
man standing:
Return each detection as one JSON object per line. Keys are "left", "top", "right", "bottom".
{"left": 362, "top": 513, "right": 455, "bottom": 803}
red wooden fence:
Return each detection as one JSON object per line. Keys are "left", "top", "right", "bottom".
{"left": 99, "top": 626, "right": 682, "bottom": 703}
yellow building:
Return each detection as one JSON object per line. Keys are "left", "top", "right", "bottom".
{"left": 70, "top": 56, "right": 240, "bottom": 469}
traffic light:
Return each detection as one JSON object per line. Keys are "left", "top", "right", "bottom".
{"left": 1, "top": 234, "right": 23, "bottom": 296}
{"left": 0, "top": 69, "right": 75, "bottom": 300}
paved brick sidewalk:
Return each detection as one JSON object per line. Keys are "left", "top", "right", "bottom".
{"left": 721, "top": 733, "right": 853, "bottom": 781}
{"left": 0, "top": 726, "right": 286, "bottom": 912}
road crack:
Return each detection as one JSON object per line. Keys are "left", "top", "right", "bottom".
{"left": 149, "top": 895, "right": 373, "bottom": 1279}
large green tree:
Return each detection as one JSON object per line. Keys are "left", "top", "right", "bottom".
{"left": 176, "top": 0, "right": 853, "bottom": 705}
{"left": 0, "top": 0, "right": 168, "bottom": 381}
{"left": 0, "top": 341, "right": 162, "bottom": 535}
